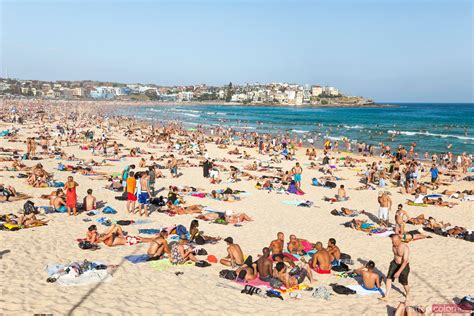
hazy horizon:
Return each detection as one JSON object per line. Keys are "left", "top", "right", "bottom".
{"left": 1, "top": 0, "right": 472, "bottom": 102}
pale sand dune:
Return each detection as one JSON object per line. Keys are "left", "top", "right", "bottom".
{"left": 1, "top": 120, "right": 473, "bottom": 315}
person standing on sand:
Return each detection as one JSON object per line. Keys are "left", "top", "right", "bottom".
{"left": 381, "top": 234, "right": 410, "bottom": 301}
{"left": 64, "top": 176, "right": 79, "bottom": 216}
{"left": 378, "top": 191, "right": 392, "bottom": 227}
{"left": 138, "top": 171, "right": 151, "bottom": 217}
{"left": 169, "top": 154, "right": 178, "bottom": 178}
{"left": 126, "top": 171, "right": 137, "bottom": 213}
{"left": 291, "top": 162, "right": 303, "bottom": 190}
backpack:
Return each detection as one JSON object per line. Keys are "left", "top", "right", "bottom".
{"left": 23, "top": 201, "right": 37, "bottom": 215}
{"left": 219, "top": 269, "right": 237, "bottom": 280}
{"left": 329, "top": 283, "right": 356, "bottom": 295}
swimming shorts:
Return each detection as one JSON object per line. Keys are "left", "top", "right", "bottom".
{"left": 361, "top": 284, "right": 380, "bottom": 291}
{"left": 259, "top": 275, "right": 273, "bottom": 282}
{"left": 386, "top": 260, "right": 410, "bottom": 285}
{"left": 127, "top": 192, "right": 137, "bottom": 201}
{"left": 294, "top": 174, "right": 302, "bottom": 182}
{"left": 56, "top": 205, "right": 67, "bottom": 213}
{"left": 378, "top": 207, "right": 389, "bottom": 221}
{"left": 138, "top": 192, "right": 149, "bottom": 204}
{"left": 314, "top": 266, "right": 331, "bottom": 274}
{"left": 171, "top": 166, "right": 178, "bottom": 174}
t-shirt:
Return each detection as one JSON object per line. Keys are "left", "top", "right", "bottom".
{"left": 122, "top": 166, "right": 130, "bottom": 181}
{"left": 430, "top": 168, "right": 439, "bottom": 179}
{"left": 127, "top": 177, "right": 136, "bottom": 194}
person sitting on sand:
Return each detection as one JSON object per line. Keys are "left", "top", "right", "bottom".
{"left": 189, "top": 219, "right": 221, "bottom": 245}
{"left": 311, "top": 242, "right": 332, "bottom": 274}
{"left": 274, "top": 260, "right": 313, "bottom": 288}
{"left": 171, "top": 235, "right": 199, "bottom": 264}
{"left": 352, "top": 260, "right": 381, "bottom": 292}
{"left": 146, "top": 230, "right": 171, "bottom": 260}
{"left": 220, "top": 237, "right": 244, "bottom": 267}
{"left": 335, "top": 185, "right": 349, "bottom": 201}
{"left": 327, "top": 238, "right": 341, "bottom": 263}
{"left": 83, "top": 188, "right": 96, "bottom": 212}
{"left": 287, "top": 234, "right": 313, "bottom": 255}
{"left": 52, "top": 190, "right": 67, "bottom": 213}
{"left": 256, "top": 247, "right": 274, "bottom": 282}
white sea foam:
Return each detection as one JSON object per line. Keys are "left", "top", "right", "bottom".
{"left": 182, "top": 113, "right": 200, "bottom": 118}
{"left": 343, "top": 125, "right": 363, "bottom": 129}
{"left": 388, "top": 130, "right": 474, "bottom": 140}
{"left": 292, "top": 129, "right": 309, "bottom": 133}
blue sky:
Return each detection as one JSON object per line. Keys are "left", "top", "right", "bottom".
{"left": 1, "top": 0, "right": 472, "bottom": 102}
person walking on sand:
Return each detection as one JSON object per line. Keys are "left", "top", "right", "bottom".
{"left": 380, "top": 234, "right": 410, "bottom": 302}
{"left": 64, "top": 176, "right": 79, "bottom": 216}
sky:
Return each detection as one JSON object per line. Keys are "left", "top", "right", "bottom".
{"left": 0, "top": 0, "right": 472, "bottom": 102}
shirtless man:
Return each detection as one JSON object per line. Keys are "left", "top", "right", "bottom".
{"left": 381, "top": 234, "right": 410, "bottom": 301}
{"left": 146, "top": 230, "right": 171, "bottom": 260}
{"left": 168, "top": 154, "right": 178, "bottom": 178}
{"left": 83, "top": 188, "right": 97, "bottom": 211}
{"left": 52, "top": 191, "right": 67, "bottom": 213}
{"left": 291, "top": 162, "right": 303, "bottom": 190}
{"left": 274, "top": 261, "right": 313, "bottom": 288}
{"left": 256, "top": 247, "right": 274, "bottom": 282}
{"left": 268, "top": 232, "right": 295, "bottom": 267}
{"left": 311, "top": 242, "right": 332, "bottom": 274}
{"left": 287, "top": 234, "right": 307, "bottom": 255}
{"left": 220, "top": 237, "right": 244, "bottom": 267}
{"left": 395, "top": 204, "right": 409, "bottom": 235}
{"left": 378, "top": 191, "right": 392, "bottom": 227}
{"left": 327, "top": 238, "right": 341, "bottom": 262}
{"left": 137, "top": 171, "right": 152, "bottom": 216}
{"left": 353, "top": 260, "right": 381, "bottom": 292}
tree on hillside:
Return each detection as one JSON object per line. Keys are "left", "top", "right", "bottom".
{"left": 225, "top": 82, "right": 233, "bottom": 102}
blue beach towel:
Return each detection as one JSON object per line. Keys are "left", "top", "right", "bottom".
{"left": 124, "top": 254, "right": 150, "bottom": 264}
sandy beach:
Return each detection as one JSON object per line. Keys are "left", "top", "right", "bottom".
{"left": 0, "top": 100, "right": 473, "bottom": 315}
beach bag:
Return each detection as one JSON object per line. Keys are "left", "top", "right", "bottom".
{"left": 312, "top": 178, "right": 319, "bottom": 186}
{"left": 270, "top": 278, "right": 283, "bottom": 288}
{"left": 219, "top": 269, "right": 237, "bottom": 280}
{"left": 78, "top": 240, "right": 95, "bottom": 250}
{"left": 325, "top": 181, "right": 337, "bottom": 188}
{"left": 23, "top": 201, "right": 36, "bottom": 215}
{"left": 116, "top": 220, "right": 133, "bottom": 226}
{"left": 329, "top": 283, "right": 356, "bottom": 295}
{"left": 458, "top": 296, "right": 474, "bottom": 310}
{"left": 330, "top": 209, "right": 339, "bottom": 216}
{"left": 332, "top": 262, "right": 349, "bottom": 272}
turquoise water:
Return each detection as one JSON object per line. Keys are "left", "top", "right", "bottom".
{"left": 116, "top": 103, "right": 474, "bottom": 154}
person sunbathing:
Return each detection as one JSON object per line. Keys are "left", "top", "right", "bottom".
{"left": 426, "top": 217, "right": 450, "bottom": 229}
{"left": 5, "top": 213, "right": 49, "bottom": 227}
{"left": 406, "top": 214, "right": 426, "bottom": 225}
{"left": 86, "top": 224, "right": 140, "bottom": 247}
{"left": 274, "top": 260, "right": 313, "bottom": 287}
{"left": 167, "top": 201, "right": 203, "bottom": 214}
{"left": 400, "top": 229, "right": 432, "bottom": 242}
{"left": 446, "top": 226, "right": 468, "bottom": 237}
{"left": 235, "top": 263, "right": 258, "bottom": 283}
{"left": 423, "top": 197, "right": 457, "bottom": 208}
{"left": 0, "top": 184, "right": 17, "bottom": 201}
{"left": 394, "top": 301, "right": 426, "bottom": 316}
{"left": 228, "top": 147, "right": 240, "bottom": 155}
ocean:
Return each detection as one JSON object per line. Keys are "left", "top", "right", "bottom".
{"left": 115, "top": 103, "right": 474, "bottom": 155}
